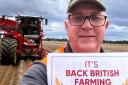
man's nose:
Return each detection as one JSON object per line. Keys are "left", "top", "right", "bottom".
{"left": 81, "top": 19, "right": 93, "bottom": 30}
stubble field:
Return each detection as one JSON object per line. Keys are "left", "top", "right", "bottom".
{"left": 43, "top": 41, "right": 128, "bottom": 52}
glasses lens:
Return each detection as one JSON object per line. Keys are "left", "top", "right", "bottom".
{"left": 69, "top": 15, "right": 84, "bottom": 26}
{"left": 90, "top": 15, "right": 106, "bottom": 27}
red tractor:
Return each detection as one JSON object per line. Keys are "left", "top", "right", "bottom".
{"left": 0, "top": 15, "right": 48, "bottom": 65}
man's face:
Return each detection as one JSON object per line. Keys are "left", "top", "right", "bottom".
{"left": 65, "top": 3, "right": 109, "bottom": 52}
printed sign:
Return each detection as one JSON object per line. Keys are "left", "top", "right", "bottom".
{"left": 47, "top": 53, "right": 128, "bottom": 85}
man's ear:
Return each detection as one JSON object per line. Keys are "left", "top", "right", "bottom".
{"left": 64, "top": 19, "right": 69, "bottom": 31}
{"left": 105, "top": 20, "right": 109, "bottom": 30}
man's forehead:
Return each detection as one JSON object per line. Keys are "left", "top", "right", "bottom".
{"left": 70, "top": 10, "right": 103, "bottom": 14}
{"left": 69, "top": 10, "right": 105, "bottom": 16}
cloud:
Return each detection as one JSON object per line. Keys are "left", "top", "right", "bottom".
{"left": 43, "top": 21, "right": 67, "bottom": 39}
{"left": 0, "top": 0, "right": 127, "bottom": 40}
{"left": 0, "top": 0, "right": 68, "bottom": 21}
{"left": 105, "top": 24, "right": 128, "bottom": 40}
{"left": 50, "top": 22, "right": 63, "bottom": 31}
{"left": 105, "top": 0, "right": 128, "bottom": 18}
{"left": 105, "top": 0, "right": 128, "bottom": 26}
{"left": 102, "top": 0, "right": 128, "bottom": 40}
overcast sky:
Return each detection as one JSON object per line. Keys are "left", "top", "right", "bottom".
{"left": 0, "top": 0, "right": 128, "bottom": 40}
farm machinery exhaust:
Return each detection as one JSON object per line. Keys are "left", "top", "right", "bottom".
{"left": 0, "top": 15, "right": 48, "bottom": 65}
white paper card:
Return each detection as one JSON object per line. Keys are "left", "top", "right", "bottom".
{"left": 47, "top": 53, "right": 128, "bottom": 85}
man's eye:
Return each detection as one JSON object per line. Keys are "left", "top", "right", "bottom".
{"left": 74, "top": 16, "right": 83, "bottom": 20}
{"left": 91, "top": 16, "right": 103, "bottom": 21}
{"left": 92, "top": 16, "right": 101, "bottom": 19}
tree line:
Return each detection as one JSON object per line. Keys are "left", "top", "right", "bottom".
{"left": 43, "top": 38, "right": 67, "bottom": 42}
{"left": 103, "top": 40, "right": 128, "bottom": 44}
{"left": 43, "top": 38, "right": 128, "bottom": 44}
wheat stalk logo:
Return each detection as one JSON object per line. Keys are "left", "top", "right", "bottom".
{"left": 55, "top": 78, "right": 63, "bottom": 85}
{"left": 122, "top": 79, "right": 128, "bottom": 85}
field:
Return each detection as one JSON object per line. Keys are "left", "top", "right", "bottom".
{"left": 0, "top": 41, "right": 128, "bottom": 85}
{"left": 43, "top": 41, "right": 128, "bottom": 52}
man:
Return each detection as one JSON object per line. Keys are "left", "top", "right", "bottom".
{"left": 20, "top": 0, "right": 109, "bottom": 85}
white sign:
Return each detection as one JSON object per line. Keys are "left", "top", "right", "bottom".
{"left": 47, "top": 53, "right": 128, "bottom": 85}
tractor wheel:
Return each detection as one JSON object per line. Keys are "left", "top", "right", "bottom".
{"left": 1, "top": 38, "right": 18, "bottom": 65}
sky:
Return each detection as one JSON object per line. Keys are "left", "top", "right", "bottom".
{"left": 0, "top": 0, "right": 128, "bottom": 40}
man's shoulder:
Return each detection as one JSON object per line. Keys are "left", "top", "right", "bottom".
{"left": 20, "top": 61, "right": 47, "bottom": 85}
{"left": 30, "top": 61, "right": 47, "bottom": 72}
{"left": 23, "top": 61, "right": 47, "bottom": 77}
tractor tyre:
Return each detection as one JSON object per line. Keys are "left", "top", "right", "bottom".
{"left": 1, "top": 38, "right": 18, "bottom": 65}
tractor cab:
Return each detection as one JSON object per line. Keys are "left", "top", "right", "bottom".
{"left": 16, "top": 16, "right": 44, "bottom": 45}
{"left": 18, "top": 17, "right": 38, "bottom": 35}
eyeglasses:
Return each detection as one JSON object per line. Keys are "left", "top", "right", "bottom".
{"left": 68, "top": 14, "right": 107, "bottom": 27}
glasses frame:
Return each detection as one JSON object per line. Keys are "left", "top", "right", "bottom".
{"left": 68, "top": 14, "right": 107, "bottom": 27}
